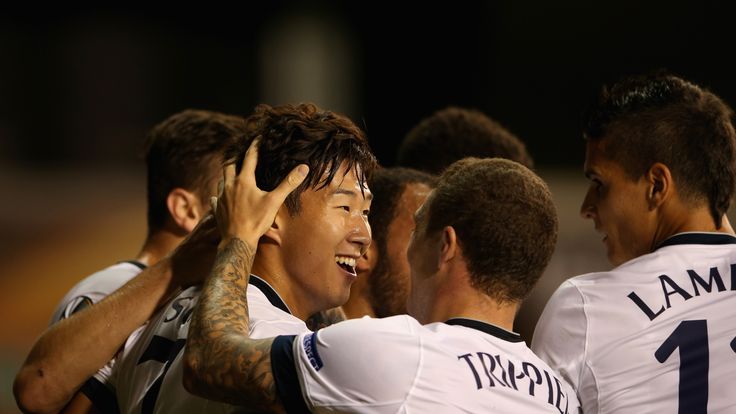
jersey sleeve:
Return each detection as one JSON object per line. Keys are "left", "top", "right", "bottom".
{"left": 48, "top": 263, "right": 142, "bottom": 325}
{"left": 531, "top": 280, "right": 589, "bottom": 395}
{"left": 271, "top": 316, "right": 422, "bottom": 413}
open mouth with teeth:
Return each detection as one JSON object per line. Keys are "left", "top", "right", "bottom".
{"left": 335, "top": 256, "right": 357, "bottom": 276}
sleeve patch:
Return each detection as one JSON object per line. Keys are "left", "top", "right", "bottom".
{"left": 302, "top": 332, "right": 323, "bottom": 371}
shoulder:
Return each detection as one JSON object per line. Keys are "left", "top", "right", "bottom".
{"left": 317, "top": 315, "right": 421, "bottom": 344}
{"left": 532, "top": 278, "right": 589, "bottom": 353}
{"left": 51, "top": 261, "right": 144, "bottom": 323}
{"left": 297, "top": 315, "right": 422, "bottom": 375}
{"left": 71, "top": 261, "right": 144, "bottom": 294}
{"left": 291, "top": 316, "right": 423, "bottom": 410}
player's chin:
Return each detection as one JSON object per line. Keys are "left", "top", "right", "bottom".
{"left": 336, "top": 262, "right": 358, "bottom": 284}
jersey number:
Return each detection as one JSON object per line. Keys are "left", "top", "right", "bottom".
{"left": 655, "top": 319, "right": 736, "bottom": 414}
{"left": 137, "top": 335, "right": 186, "bottom": 414}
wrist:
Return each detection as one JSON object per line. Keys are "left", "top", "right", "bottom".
{"left": 218, "top": 235, "right": 258, "bottom": 252}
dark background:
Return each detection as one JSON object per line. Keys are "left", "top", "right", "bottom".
{"left": 3, "top": 2, "right": 735, "bottom": 169}
{"left": 2, "top": 3, "right": 735, "bottom": 412}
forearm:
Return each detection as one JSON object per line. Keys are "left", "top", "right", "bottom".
{"left": 14, "top": 260, "right": 178, "bottom": 414}
{"left": 184, "top": 238, "right": 281, "bottom": 411}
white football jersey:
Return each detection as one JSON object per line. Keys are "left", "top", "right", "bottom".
{"left": 50, "top": 261, "right": 146, "bottom": 323}
{"left": 110, "top": 275, "right": 309, "bottom": 414}
{"left": 270, "top": 315, "right": 580, "bottom": 413}
{"left": 533, "top": 232, "right": 736, "bottom": 413}
{"left": 49, "top": 260, "right": 146, "bottom": 412}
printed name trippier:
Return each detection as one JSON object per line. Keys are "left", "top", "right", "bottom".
{"left": 458, "top": 352, "right": 572, "bottom": 414}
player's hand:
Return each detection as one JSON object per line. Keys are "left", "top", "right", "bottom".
{"left": 168, "top": 214, "right": 220, "bottom": 287}
{"left": 212, "top": 138, "right": 309, "bottom": 249}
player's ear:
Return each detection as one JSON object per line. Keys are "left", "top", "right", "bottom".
{"left": 645, "top": 163, "right": 672, "bottom": 209}
{"left": 438, "top": 226, "right": 457, "bottom": 266}
{"left": 262, "top": 204, "right": 288, "bottom": 245}
{"left": 167, "top": 188, "right": 204, "bottom": 234}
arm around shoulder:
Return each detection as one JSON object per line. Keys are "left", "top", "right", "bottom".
{"left": 13, "top": 259, "right": 176, "bottom": 414}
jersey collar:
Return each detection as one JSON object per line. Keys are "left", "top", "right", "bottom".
{"left": 249, "top": 275, "right": 292, "bottom": 314}
{"left": 656, "top": 232, "right": 736, "bottom": 250}
{"left": 121, "top": 260, "right": 147, "bottom": 270}
{"left": 445, "top": 317, "right": 524, "bottom": 343}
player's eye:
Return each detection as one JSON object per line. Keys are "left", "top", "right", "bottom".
{"left": 362, "top": 209, "right": 370, "bottom": 217}
{"left": 339, "top": 206, "right": 350, "bottom": 212}
{"left": 591, "top": 178, "right": 603, "bottom": 191}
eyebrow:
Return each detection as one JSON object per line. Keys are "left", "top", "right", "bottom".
{"left": 332, "top": 188, "right": 374, "bottom": 201}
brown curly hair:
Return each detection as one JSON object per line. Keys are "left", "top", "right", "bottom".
{"left": 426, "top": 157, "right": 558, "bottom": 303}
{"left": 145, "top": 109, "right": 245, "bottom": 232}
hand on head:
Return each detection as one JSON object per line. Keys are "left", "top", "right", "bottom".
{"left": 212, "top": 138, "right": 309, "bottom": 249}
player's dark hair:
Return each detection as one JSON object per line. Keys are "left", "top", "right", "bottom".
{"left": 226, "top": 103, "right": 378, "bottom": 215}
{"left": 397, "top": 106, "right": 533, "bottom": 174}
{"left": 583, "top": 72, "right": 736, "bottom": 227}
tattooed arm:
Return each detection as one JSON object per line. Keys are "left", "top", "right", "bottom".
{"left": 184, "top": 238, "right": 283, "bottom": 411}
{"left": 183, "top": 139, "right": 308, "bottom": 413}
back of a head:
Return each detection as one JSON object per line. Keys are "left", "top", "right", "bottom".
{"left": 227, "top": 103, "right": 378, "bottom": 213}
{"left": 583, "top": 72, "right": 736, "bottom": 227}
{"left": 397, "top": 106, "right": 533, "bottom": 174}
{"left": 427, "top": 157, "right": 558, "bottom": 303}
{"left": 145, "top": 109, "right": 246, "bottom": 233}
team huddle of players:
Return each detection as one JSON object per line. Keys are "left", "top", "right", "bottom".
{"left": 14, "top": 72, "right": 736, "bottom": 413}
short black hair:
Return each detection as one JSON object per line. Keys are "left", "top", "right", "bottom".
{"left": 583, "top": 72, "right": 736, "bottom": 227}
{"left": 227, "top": 103, "right": 378, "bottom": 215}
{"left": 145, "top": 110, "right": 245, "bottom": 232}
{"left": 397, "top": 106, "right": 533, "bottom": 174}
{"left": 426, "top": 158, "right": 558, "bottom": 303}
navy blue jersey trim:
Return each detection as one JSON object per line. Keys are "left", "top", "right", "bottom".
{"left": 250, "top": 275, "right": 291, "bottom": 314}
{"left": 271, "top": 335, "right": 311, "bottom": 414}
{"left": 120, "top": 260, "right": 147, "bottom": 270}
{"left": 656, "top": 232, "right": 736, "bottom": 250}
{"left": 70, "top": 296, "right": 94, "bottom": 315}
{"left": 80, "top": 377, "right": 120, "bottom": 414}
{"left": 446, "top": 318, "right": 524, "bottom": 342}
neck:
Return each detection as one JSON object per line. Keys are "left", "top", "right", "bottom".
{"left": 652, "top": 203, "right": 734, "bottom": 250}
{"left": 136, "top": 228, "right": 185, "bottom": 266}
{"left": 427, "top": 273, "right": 517, "bottom": 331}
{"left": 251, "top": 244, "right": 313, "bottom": 321}
{"left": 437, "top": 294, "right": 517, "bottom": 332}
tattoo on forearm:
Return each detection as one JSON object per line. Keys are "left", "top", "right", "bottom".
{"left": 187, "top": 238, "right": 284, "bottom": 412}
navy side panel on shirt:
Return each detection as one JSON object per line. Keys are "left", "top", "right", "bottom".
{"left": 271, "top": 335, "right": 311, "bottom": 414}
{"left": 80, "top": 377, "right": 120, "bottom": 414}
